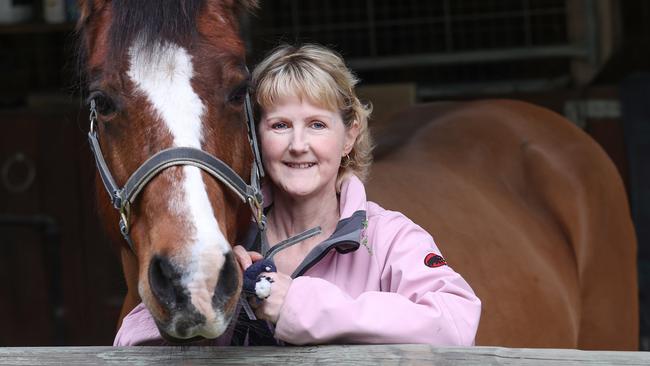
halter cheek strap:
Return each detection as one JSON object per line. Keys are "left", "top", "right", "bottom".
{"left": 244, "top": 92, "right": 265, "bottom": 180}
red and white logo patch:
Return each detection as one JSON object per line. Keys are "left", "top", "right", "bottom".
{"left": 424, "top": 253, "right": 447, "bottom": 268}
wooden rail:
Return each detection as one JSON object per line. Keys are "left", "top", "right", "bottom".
{"left": 1, "top": 345, "right": 649, "bottom": 365}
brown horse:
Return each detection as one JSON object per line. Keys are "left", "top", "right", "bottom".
{"left": 367, "top": 100, "right": 638, "bottom": 350}
{"left": 76, "top": 0, "right": 259, "bottom": 341}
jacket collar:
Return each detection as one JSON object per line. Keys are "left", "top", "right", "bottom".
{"left": 245, "top": 175, "right": 368, "bottom": 277}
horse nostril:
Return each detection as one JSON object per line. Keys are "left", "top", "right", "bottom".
{"left": 149, "top": 255, "right": 187, "bottom": 310}
{"left": 213, "top": 251, "right": 240, "bottom": 306}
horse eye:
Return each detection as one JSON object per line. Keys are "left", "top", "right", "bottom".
{"left": 227, "top": 82, "right": 248, "bottom": 106}
{"left": 88, "top": 91, "right": 117, "bottom": 117}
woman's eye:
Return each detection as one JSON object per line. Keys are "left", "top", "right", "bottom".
{"left": 311, "top": 121, "right": 326, "bottom": 129}
{"left": 271, "top": 121, "right": 288, "bottom": 130}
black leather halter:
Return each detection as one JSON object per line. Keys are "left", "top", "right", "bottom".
{"left": 87, "top": 93, "right": 266, "bottom": 252}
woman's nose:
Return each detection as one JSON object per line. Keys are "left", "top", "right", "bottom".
{"left": 289, "top": 130, "right": 309, "bottom": 153}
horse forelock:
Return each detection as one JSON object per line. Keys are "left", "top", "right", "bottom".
{"left": 109, "top": 0, "right": 204, "bottom": 60}
{"left": 109, "top": 0, "right": 256, "bottom": 60}
{"left": 76, "top": 3, "right": 250, "bottom": 85}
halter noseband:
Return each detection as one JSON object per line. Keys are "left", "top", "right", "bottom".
{"left": 87, "top": 93, "right": 266, "bottom": 252}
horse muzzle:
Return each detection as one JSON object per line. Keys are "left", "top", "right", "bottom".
{"left": 145, "top": 251, "right": 241, "bottom": 341}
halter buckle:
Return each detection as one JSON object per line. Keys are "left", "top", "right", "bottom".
{"left": 247, "top": 195, "right": 266, "bottom": 231}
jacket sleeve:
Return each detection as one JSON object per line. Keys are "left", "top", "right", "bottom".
{"left": 274, "top": 212, "right": 481, "bottom": 346}
{"left": 113, "top": 303, "right": 166, "bottom": 346}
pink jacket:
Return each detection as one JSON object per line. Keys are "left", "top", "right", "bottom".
{"left": 114, "top": 176, "right": 481, "bottom": 346}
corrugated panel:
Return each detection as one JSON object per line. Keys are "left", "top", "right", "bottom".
{"left": 250, "top": 0, "right": 573, "bottom": 88}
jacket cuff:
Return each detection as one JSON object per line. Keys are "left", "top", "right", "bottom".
{"left": 274, "top": 276, "right": 319, "bottom": 344}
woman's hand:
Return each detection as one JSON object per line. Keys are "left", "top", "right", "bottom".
{"left": 232, "top": 245, "right": 263, "bottom": 271}
{"left": 232, "top": 245, "right": 290, "bottom": 323}
{"left": 251, "top": 271, "right": 292, "bottom": 324}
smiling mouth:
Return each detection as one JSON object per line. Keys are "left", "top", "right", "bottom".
{"left": 284, "top": 162, "right": 316, "bottom": 169}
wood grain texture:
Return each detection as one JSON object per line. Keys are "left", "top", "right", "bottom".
{"left": 1, "top": 346, "right": 649, "bottom": 365}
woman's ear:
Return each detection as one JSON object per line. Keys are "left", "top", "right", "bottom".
{"left": 344, "top": 120, "right": 360, "bottom": 154}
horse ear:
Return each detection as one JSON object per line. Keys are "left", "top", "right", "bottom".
{"left": 76, "top": 0, "right": 91, "bottom": 30}
{"left": 76, "top": 0, "right": 110, "bottom": 30}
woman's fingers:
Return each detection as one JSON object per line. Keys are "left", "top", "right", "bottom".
{"left": 248, "top": 250, "right": 264, "bottom": 262}
{"left": 233, "top": 245, "right": 253, "bottom": 270}
{"left": 233, "top": 245, "right": 264, "bottom": 271}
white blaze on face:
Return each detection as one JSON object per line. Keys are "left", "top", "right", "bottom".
{"left": 127, "top": 40, "right": 230, "bottom": 337}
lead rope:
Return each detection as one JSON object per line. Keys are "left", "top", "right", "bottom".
{"left": 262, "top": 226, "right": 322, "bottom": 260}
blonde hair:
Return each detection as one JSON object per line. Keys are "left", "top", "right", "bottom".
{"left": 251, "top": 44, "right": 374, "bottom": 185}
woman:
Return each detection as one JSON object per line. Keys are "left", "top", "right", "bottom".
{"left": 114, "top": 44, "right": 481, "bottom": 346}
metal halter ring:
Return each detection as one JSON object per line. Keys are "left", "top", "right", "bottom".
{"left": 89, "top": 99, "right": 98, "bottom": 134}
{"left": 119, "top": 201, "right": 131, "bottom": 235}
{"left": 248, "top": 195, "right": 266, "bottom": 230}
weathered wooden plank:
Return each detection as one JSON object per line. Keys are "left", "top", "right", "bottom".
{"left": 0, "top": 345, "right": 648, "bottom": 366}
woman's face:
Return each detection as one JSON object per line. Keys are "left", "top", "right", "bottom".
{"left": 259, "top": 95, "right": 357, "bottom": 200}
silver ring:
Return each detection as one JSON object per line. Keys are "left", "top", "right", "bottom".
{"left": 254, "top": 275, "right": 274, "bottom": 300}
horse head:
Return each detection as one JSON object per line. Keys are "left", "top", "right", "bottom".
{"left": 76, "top": 0, "right": 259, "bottom": 341}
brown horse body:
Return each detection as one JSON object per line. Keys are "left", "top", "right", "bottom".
{"left": 368, "top": 100, "right": 638, "bottom": 349}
